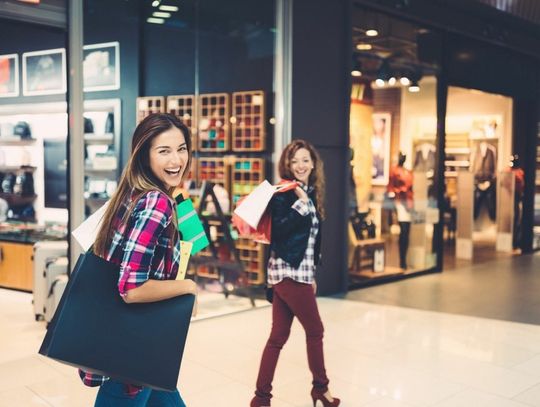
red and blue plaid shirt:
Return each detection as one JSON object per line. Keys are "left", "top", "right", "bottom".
{"left": 79, "top": 190, "right": 180, "bottom": 395}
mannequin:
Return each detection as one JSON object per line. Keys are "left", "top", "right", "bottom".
{"left": 471, "top": 141, "right": 497, "bottom": 220}
{"left": 506, "top": 154, "right": 524, "bottom": 249}
{"left": 387, "top": 152, "right": 413, "bottom": 269}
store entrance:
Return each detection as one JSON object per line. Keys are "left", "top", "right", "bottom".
{"left": 443, "top": 87, "right": 519, "bottom": 268}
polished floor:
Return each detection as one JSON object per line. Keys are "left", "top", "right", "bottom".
{"left": 3, "top": 265, "right": 540, "bottom": 407}
{"left": 346, "top": 249, "right": 540, "bottom": 325}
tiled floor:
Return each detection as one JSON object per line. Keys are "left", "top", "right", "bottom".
{"left": 3, "top": 284, "right": 540, "bottom": 406}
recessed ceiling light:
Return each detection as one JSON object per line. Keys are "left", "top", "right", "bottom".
{"left": 356, "top": 43, "right": 372, "bottom": 51}
{"left": 366, "top": 29, "right": 378, "bottom": 37}
{"left": 388, "top": 77, "right": 396, "bottom": 86}
{"left": 152, "top": 0, "right": 160, "bottom": 7}
{"left": 147, "top": 17, "right": 165, "bottom": 24}
{"left": 375, "top": 79, "right": 385, "bottom": 87}
{"left": 400, "top": 77, "right": 410, "bottom": 86}
{"left": 159, "top": 5, "right": 179, "bottom": 12}
{"left": 351, "top": 70, "right": 362, "bottom": 77}
{"left": 153, "top": 11, "right": 171, "bottom": 18}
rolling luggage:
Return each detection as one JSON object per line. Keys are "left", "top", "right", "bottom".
{"left": 44, "top": 259, "right": 69, "bottom": 323}
{"left": 32, "top": 241, "right": 68, "bottom": 321}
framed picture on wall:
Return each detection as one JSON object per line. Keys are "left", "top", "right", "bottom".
{"left": 371, "top": 112, "right": 391, "bottom": 186}
{"left": 0, "top": 54, "right": 19, "bottom": 98}
{"left": 22, "top": 48, "right": 66, "bottom": 96}
{"left": 83, "top": 42, "right": 120, "bottom": 92}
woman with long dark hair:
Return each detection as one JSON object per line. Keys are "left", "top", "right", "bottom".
{"left": 250, "top": 139, "right": 340, "bottom": 407}
{"left": 79, "top": 113, "right": 197, "bottom": 407}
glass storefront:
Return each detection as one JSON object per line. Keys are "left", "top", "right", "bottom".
{"left": 82, "top": 0, "right": 277, "bottom": 317}
{"left": 348, "top": 9, "right": 441, "bottom": 285}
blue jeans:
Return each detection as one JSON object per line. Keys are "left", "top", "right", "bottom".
{"left": 94, "top": 380, "right": 186, "bottom": 407}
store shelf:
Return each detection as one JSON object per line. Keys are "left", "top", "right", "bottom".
{"left": 231, "top": 90, "right": 265, "bottom": 152}
{"left": 231, "top": 158, "right": 265, "bottom": 207}
{"left": 167, "top": 95, "right": 197, "bottom": 151}
{"left": 0, "top": 165, "right": 36, "bottom": 172}
{"left": 136, "top": 96, "right": 165, "bottom": 124}
{"left": 446, "top": 147, "right": 470, "bottom": 154}
{"left": 0, "top": 193, "right": 37, "bottom": 206}
{"left": 444, "top": 160, "right": 469, "bottom": 167}
{"left": 197, "top": 157, "right": 230, "bottom": 193}
{"left": 198, "top": 93, "right": 229, "bottom": 152}
{"left": 84, "top": 133, "right": 114, "bottom": 144}
{"left": 0, "top": 137, "right": 37, "bottom": 146}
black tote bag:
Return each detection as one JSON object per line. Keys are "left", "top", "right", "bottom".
{"left": 39, "top": 250, "right": 195, "bottom": 392}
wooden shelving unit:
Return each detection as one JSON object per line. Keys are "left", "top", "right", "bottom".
{"left": 231, "top": 158, "right": 265, "bottom": 207}
{"left": 197, "top": 157, "right": 230, "bottom": 193}
{"left": 231, "top": 90, "right": 265, "bottom": 152}
{"left": 167, "top": 95, "right": 197, "bottom": 151}
{"left": 198, "top": 93, "right": 229, "bottom": 152}
{"left": 136, "top": 96, "right": 165, "bottom": 124}
{"left": 236, "top": 237, "right": 265, "bottom": 285}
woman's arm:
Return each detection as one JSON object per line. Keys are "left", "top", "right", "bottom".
{"left": 123, "top": 279, "right": 196, "bottom": 303}
{"left": 118, "top": 191, "right": 196, "bottom": 304}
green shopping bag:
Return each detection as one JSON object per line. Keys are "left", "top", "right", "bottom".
{"left": 175, "top": 196, "right": 209, "bottom": 255}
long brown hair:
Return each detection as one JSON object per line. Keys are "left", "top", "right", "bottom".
{"left": 94, "top": 113, "right": 192, "bottom": 257}
{"left": 278, "top": 139, "right": 326, "bottom": 219}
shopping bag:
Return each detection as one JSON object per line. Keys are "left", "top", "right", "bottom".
{"left": 176, "top": 197, "right": 210, "bottom": 255}
{"left": 252, "top": 209, "right": 272, "bottom": 244}
{"left": 72, "top": 200, "right": 109, "bottom": 251}
{"left": 39, "top": 250, "right": 195, "bottom": 391}
{"left": 233, "top": 180, "right": 298, "bottom": 229}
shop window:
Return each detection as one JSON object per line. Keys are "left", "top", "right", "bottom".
{"left": 349, "top": 9, "right": 441, "bottom": 285}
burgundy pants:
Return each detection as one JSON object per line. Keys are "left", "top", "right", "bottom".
{"left": 253, "top": 278, "right": 329, "bottom": 404}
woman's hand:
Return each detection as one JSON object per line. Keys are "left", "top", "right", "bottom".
{"left": 294, "top": 186, "right": 309, "bottom": 202}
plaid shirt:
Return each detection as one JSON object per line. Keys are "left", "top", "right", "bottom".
{"left": 267, "top": 193, "right": 319, "bottom": 285}
{"left": 79, "top": 190, "right": 180, "bottom": 395}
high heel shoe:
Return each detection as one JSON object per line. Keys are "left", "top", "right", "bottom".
{"left": 311, "top": 388, "right": 340, "bottom": 407}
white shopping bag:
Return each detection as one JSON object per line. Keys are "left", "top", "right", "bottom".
{"left": 233, "top": 180, "right": 279, "bottom": 229}
{"left": 72, "top": 200, "right": 109, "bottom": 251}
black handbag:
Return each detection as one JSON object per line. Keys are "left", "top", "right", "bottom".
{"left": 39, "top": 250, "right": 195, "bottom": 392}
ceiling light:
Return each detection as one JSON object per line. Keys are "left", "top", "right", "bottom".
{"left": 388, "top": 77, "right": 396, "bottom": 86}
{"left": 159, "top": 5, "right": 179, "bottom": 12}
{"left": 400, "top": 77, "right": 410, "bottom": 86}
{"left": 356, "top": 43, "right": 372, "bottom": 51}
{"left": 351, "top": 59, "right": 362, "bottom": 77}
{"left": 366, "top": 29, "right": 378, "bottom": 37}
{"left": 408, "top": 80, "right": 420, "bottom": 92}
{"left": 153, "top": 11, "right": 171, "bottom": 18}
{"left": 147, "top": 17, "right": 165, "bottom": 24}
{"left": 375, "top": 79, "right": 385, "bottom": 87}
{"left": 152, "top": 0, "right": 160, "bottom": 7}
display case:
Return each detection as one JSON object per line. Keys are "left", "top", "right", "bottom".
{"left": 83, "top": 99, "right": 121, "bottom": 216}
{"left": 136, "top": 96, "right": 165, "bottom": 124}
{"left": 167, "top": 94, "right": 197, "bottom": 151}
{"left": 198, "top": 93, "right": 229, "bottom": 152}
{"left": 231, "top": 157, "right": 265, "bottom": 206}
{"left": 231, "top": 90, "right": 265, "bottom": 152}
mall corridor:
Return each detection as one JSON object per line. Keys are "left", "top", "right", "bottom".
{"left": 1, "top": 253, "right": 540, "bottom": 406}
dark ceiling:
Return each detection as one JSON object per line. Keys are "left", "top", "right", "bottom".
{"left": 475, "top": 0, "right": 540, "bottom": 25}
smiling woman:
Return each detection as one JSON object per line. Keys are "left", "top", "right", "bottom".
{"left": 81, "top": 113, "right": 196, "bottom": 406}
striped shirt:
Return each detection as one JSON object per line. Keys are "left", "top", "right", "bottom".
{"left": 267, "top": 194, "right": 319, "bottom": 285}
{"left": 79, "top": 190, "right": 180, "bottom": 395}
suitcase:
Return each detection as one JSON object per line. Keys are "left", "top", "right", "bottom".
{"left": 32, "top": 241, "right": 68, "bottom": 321}
{"left": 45, "top": 273, "right": 69, "bottom": 324}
